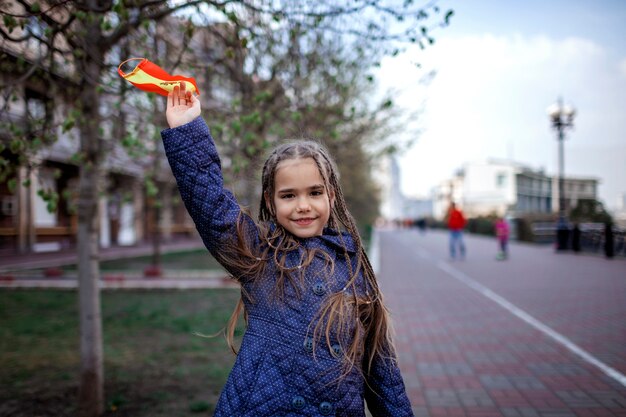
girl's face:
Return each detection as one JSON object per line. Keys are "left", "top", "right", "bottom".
{"left": 269, "top": 157, "right": 334, "bottom": 238}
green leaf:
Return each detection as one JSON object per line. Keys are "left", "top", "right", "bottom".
{"left": 212, "top": 124, "right": 224, "bottom": 135}
{"left": 62, "top": 118, "right": 75, "bottom": 133}
{"left": 70, "top": 152, "right": 84, "bottom": 164}
{"left": 10, "top": 139, "right": 23, "bottom": 153}
{"left": 254, "top": 91, "right": 271, "bottom": 103}
{"left": 226, "top": 12, "right": 238, "bottom": 23}
{"left": 30, "top": 2, "right": 41, "bottom": 13}
{"left": 241, "top": 111, "right": 261, "bottom": 125}
{"left": 101, "top": 19, "right": 112, "bottom": 31}
{"left": 8, "top": 178, "right": 17, "bottom": 193}
{"left": 145, "top": 179, "right": 158, "bottom": 198}
{"left": 243, "top": 132, "right": 255, "bottom": 143}
{"left": 3, "top": 15, "right": 17, "bottom": 33}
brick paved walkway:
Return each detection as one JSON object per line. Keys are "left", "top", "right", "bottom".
{"left": 376, "top": 228, "right": 626, "bottom": 417}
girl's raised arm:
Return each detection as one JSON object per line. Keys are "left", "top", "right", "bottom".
{"left": 160, "top": 85, "right": 259, "bottom": 279}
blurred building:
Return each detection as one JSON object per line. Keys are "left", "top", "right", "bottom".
{"left": 376, "top": 155, "right": 433, "bottom": 221}
{"left": 432, "top": 159, "right": 599, "bottom": 220}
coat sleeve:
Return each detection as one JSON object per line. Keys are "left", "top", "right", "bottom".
{"left": 160, "top": 116, "right": 259, "bottom": 277}
{"left": 364, "top": 351, "right": 415, "bottom": 417}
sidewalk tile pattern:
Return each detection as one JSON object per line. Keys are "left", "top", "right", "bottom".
{"left": 377, "top": 229, "right": 626, "bottom": 417}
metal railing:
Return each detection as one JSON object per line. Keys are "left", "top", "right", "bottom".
{"left": 529, "top": 222, "right": 625, "bottom": 257}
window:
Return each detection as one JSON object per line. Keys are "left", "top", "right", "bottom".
{"left": 25, "top": 88, "right": 52, "bottom": 125}
{"left": 496, "top": 172, "right": 507, "bottom": 188}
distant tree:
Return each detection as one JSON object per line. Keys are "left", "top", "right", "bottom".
{"left": 570, "top": 199, "right": 612, "bottom": 224}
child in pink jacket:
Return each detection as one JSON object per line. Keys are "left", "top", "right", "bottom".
{"left": 495, "top": 217, "right": 510, "bottom": 260}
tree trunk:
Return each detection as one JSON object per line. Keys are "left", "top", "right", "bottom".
{"left": 76, "top": 23, "right": 105, "bottom": 417}
{"left": 77, "top": 201, "right": 104, "bottom": 417}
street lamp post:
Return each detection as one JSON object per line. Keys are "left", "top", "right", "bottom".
{"left": 547, "top": 98, "right": 576, "bottom": 251}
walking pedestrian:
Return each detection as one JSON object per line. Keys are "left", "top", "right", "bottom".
{"left": 447, "top": 202, "right": 467, "bottom": 260}
{"left": 160, "top": 83, "right": 414, "bottom": 416}
{"left": 495, "top": 217, "right": 510, "bottom": 260}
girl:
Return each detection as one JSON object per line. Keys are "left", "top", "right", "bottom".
{"left": 494, "top": 217, "right": 510, "bottom": 260}
{"left": 162, "top": 83, "right": 413, "bottom": 416}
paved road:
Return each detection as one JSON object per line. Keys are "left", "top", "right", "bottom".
{"left": 375, "top": 228, "right": 626, "bottom": 417}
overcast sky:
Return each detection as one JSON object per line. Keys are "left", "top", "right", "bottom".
{"left": 377, "top": 0, "right": 626, "bottom": 211}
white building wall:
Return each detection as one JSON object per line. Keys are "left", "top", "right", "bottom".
{"left": 462, "top": 162, "right": 517, "bottom": 217}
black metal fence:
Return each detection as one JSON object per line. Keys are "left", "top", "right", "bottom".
{"left": 527, "top": 222, "right": 626, "bottom": 257}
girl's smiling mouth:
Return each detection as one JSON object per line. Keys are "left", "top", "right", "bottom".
{"left": 293, "top": 217, "right": 316, "bottom": 226}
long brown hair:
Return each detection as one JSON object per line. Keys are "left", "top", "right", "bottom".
{"left": 220, "top": 139, "right": 396, "bottom": 377}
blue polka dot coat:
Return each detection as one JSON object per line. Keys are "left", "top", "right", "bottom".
{"left": 162, "top": 117, "right": 414, "bottom": 416}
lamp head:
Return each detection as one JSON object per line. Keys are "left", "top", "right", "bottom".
{"left": 547, "top": 103, "right": 561, "bottom": 121}
{"left": 563, "top": 105, "right": 576, "bottom": 123}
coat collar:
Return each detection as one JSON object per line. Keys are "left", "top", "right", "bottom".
{"left": 314, "top": 227, "right": 358, "bottom": 254}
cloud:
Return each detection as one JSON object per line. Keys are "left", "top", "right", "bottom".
{"left": 619, "top": 57, "right": 626, "bottom": 78}
{"left": 377, "top": 34, "right": 626, "bottom": 207}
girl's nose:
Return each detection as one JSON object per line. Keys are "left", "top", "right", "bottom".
{"left": 296, "top": 198, "right": 311, "bottom": 212}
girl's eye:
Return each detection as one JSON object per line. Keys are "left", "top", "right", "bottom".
{"left": 280, "top": 194, "right": 294, "bottom": 199}
{"left": 311, "top": 190, "right": 323, "bottom": 197}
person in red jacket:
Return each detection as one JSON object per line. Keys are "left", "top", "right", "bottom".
{"left": 447, "top": 202, "right": 467, "bottom": 259}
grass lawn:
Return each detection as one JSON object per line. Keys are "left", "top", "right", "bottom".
{"left": 0, "top": 289, "right": 242, "bottom": 416}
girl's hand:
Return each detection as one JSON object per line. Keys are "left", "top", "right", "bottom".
{"left": 166, "top": 82, "right": 201, "bottom": 128}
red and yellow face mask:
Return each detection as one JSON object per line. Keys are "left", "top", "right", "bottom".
{"left": 117, "top": 58, "right": 200, "bottom": 96}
